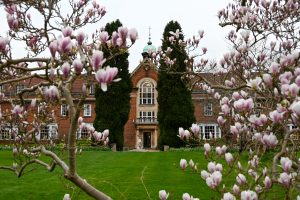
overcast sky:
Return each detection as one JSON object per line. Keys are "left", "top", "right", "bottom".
{"left": 98, "top": 0, "right": 233, "bottom": 71}
{"left": 0, "top": 0, "right": 233, "bottom": 72}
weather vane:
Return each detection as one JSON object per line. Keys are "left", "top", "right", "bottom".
{"left": 148, "top": 26, "right": 152, "bottom": 45}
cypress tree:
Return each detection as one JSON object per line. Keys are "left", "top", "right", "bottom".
{"left": 93, "top": 19, "right": 132, "bottom": 150}
{"left": 157, "top": 20, "right": 195, "bottom": 148}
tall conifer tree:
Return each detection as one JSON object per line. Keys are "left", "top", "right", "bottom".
{"left": 93, "top": 20, "right": 132, "bottom": 150}
{"left": 157, "top": 20, "right": 195, "bottom": 148}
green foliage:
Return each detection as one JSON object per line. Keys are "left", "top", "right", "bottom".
{"left": 93, "top": 19, "right": 132, "bottom": 150}
{"left": 157, "top": 21, "right": 195, "bottom": 148}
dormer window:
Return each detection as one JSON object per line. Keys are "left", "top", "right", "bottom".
{"left": 139, "top": 81, "right": 154, "bottom": 105}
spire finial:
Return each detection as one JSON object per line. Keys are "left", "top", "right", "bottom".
{"left": 148, "top": 26, "right": 152, "bottom": 45}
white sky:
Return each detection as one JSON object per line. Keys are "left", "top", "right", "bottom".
{"left": 0, "top": 0, "right": 233, "bottom": 72}
{"left": 98, "top": 0, "right": 233, "bottom": 71}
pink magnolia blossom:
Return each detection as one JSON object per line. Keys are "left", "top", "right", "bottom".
{"left": 73, "top": 59, "right": 83, "bottom": 74}
{"left": 91, "top": 50, "right": 106, "bottom": 70}
{"left": 295, "top": 76, "right": 300, "bottom": 87}
{"left": 241, "top": 190, "right": 257, "bottom": 200}
{"left": 211, "top": 171, "right": 222, "bottom": 186}
{"left": 12, "top": 105, "right": 23, "bottom": 116}
{"left": 278, "top": 172, "right": 291, "bottom": 188}
{"left": 280, "top": 157, "right": 292, "bottom": 173}
{"left": 45, "top": 85, "right": 60, "bottom": 101}
{"left": 182, "top": 193, "right": 191, "bottom": 200}
{"left": 99, "top": 31, "right": 109, "bottom": 44}
{"left": 232, "top": 92, "right": 241, "bottom": 100}
{"left": 61, "top": 62, "right": 71, "bottom": 78}
{"left": 0, "top": 37, "right": 9, "bottom": 52}
{"left": 291, "top": 101, "right": 300, "bottom": 116}
{"left": 249, "top": 155, "right": 259, "bottom": 168}
{"left": 92, "top": 131, "right": 102, "bottom": 141}
{"left": 215, "top": 163, "right": 223, "bottom": 172}
{"left": 263, "top": 176, "right": 272, "bottom": 189}
{"left": 58, "top": 37, "right": 72, "bottom": 54}
{"left": 207, "top": 162, "right": 216, "bottom": 173}
{"left": 216, "top": 146, "right": 223, "bottom": 155}
{"left": 189, "top": 159, "right": 195, "bottom": 169}
{"left": 225, "top": 153, "right": 233, "bottom": 165}
{"left": 183, "top": 130, "right": 190, "bottom": 139}
{"left": 230, "top": 126, "right": 239, "bottom": 135}
{"left": 7, "top": 14, "right": 14, "bottom": 29}
{"left": 159, "top": 190, "right": 169, "bottom": 200}
{"left": 128, "top": 28, "right": 138, "bottom": 44}
{"left": 269, "top": 62, "right": 280, "bottom": 74}
{"left": 62, "top": 26, "right": 73, "bottom": 37}
{"left": 221, "top": 104, "right": 230, "bottom": 115}
{"left": 191, "top": 123, "right": 200, "bottom": 134}
{"left": 262, "top": 74, "right": 272, "bottom": 86}
{"left": 102, "top": 129, "right": 109, "bottom": 138}
{"left": 236, "top": 173, "right": 247, "bottom": 185}
{"left": 204, "top": 143, "right": 211, "bottom": 153}
{"left": 201, "top": 170, "right": 210, "bottom": 180}
{"left": 234, "top": 98, "right": 254, "bottom": 112}
{"left": 220, "top": 96, "right": 230, "bottom": 105}
{"left": 178, "top": 127, "right": 185, "bottom": 139}
{"left": 294, "top": 68, "right": 300, "bottom": 76}
{"left": 262, "top": 133, "right": 278, "bottom": 148}
{"left": 76, "top": 31, "right": 85, "bottom": 45}
{"left": 63, "top": 194, "right": 71, "bottom": 200}
{"left": 30, "top": 98, "right": 37, "bottom": 108}
{"left": 269, "top": 110, "right": 284, "bottom": 123}
{"left": 117, "top": 27, "right": 128, "bottom": 46}
{"left": 225, "top": 80, "right": 233, "bottom": 87}
{"left": 279, "top": 71, "right": 293, "bottom": 84}
{"left": 217, "top": 116, "right": 226, "bottom": 125}
{"left": 247, "top": 77, "right": 262, "bottom": 90}
{"left": 50, "top": 68, "right": 55, "bottom": 79}
{"left": 232, "top": 184, "right": 240, "bottom": 195}
{"left": 95, "top": 66, "right": 118, "bottom": 92}
{"left": 78, "top": 116, "right": 83, "bottom": 125}
{"left": 214, "top": 92, "right": 221, "bottom": 99}
{"left": 180, "top": 159, "right": 187, "bottom": 170}
{"left": 111, "top": 31, "right": 118, "bottom": 46}
{"left": 223, "top": 192, "right": 236, "bottom": 200}
{"left": 198, "top": 30, "right": 204, "bottom": 38}
{"left": 49, "top": 40, "right": 58, "bottom": 58}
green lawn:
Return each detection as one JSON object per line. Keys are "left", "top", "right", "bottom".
{"left": 0, "top": 150, "right": 294, "bottom": 200}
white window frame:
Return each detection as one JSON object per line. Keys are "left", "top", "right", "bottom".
{"left": 16, "top": 84, "right": 25, "bottom": 94}
{"left": 61, "top": 104, "right": 69, "bottom": 116}
{"left": 38, "top": 123, "right": 58, "bottom": 140}
{"left": 204, "top": 103, "right": 213, "bottom": 116}
{"left": 77, "top": 123, "right": 93, "bottom": 139}
{"left": 199, "top": 124, "right": 221, "bottom": 140}
{"left": 0, "top": 126, "right": 17, "bottom": 140}
{"left": 139, "top": 81, "right": 155, "bottom": 105}
{"left": 84, "top": 104, "right": 92, "bottom": 117}
{"left": 89, "top": 83, "right": 95, "bottom": 95}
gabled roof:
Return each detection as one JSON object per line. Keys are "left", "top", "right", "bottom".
{"left": 130, "top": 58, "right": 157, "bottom": 77}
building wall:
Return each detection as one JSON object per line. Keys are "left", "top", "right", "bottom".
{"left": 123, "top": 59, "right": 159, "bottom": 149}
{"left": 0, "top": 61, "right": 228, "bottom": 147}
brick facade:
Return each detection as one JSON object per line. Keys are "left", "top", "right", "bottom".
{"left": 0, "top": 60, "right": 223, "bottom": 147}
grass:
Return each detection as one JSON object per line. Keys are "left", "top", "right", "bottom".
{"left": 0, "top": 150, "right": 296, "bottom": 200}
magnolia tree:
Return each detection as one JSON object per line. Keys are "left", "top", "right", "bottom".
{"left": 158, "top": 0, "right": 300, "bottom": 199}
{"left": 0, "top": 1, "right": 137, "bottom": 200}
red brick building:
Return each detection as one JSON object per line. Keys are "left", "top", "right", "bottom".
{"left": 0, "top": 42, "right": 223, "bottom": 148}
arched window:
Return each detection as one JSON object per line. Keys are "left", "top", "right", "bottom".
{"left": 139, "top": 81, "right": 154, "bottom": 105}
